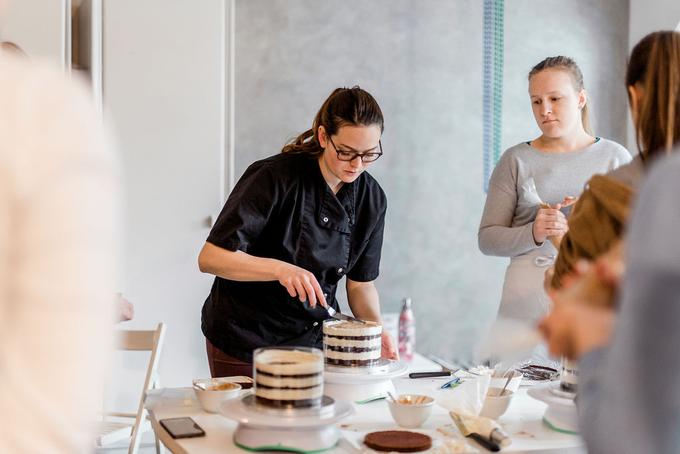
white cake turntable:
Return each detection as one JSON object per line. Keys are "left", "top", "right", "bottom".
{"left": 324, "top": 358, "right": 408, "bottom": 403}
{"left": 527, "top": 382, "right": 579, "bottom": 434}
{"left": 221, "top": 394, "right": 354, "bottom": 453}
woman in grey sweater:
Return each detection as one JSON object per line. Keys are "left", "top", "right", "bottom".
{"left": 478, "top": 56, "right": 630, "bottom": 324}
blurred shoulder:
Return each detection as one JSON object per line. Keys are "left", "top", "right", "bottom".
{"left": 606, "top": 155, "right": 645, "bottom": 189}
{"left": 0, "top": 52, "right": 116, "bottom": 192}
{"left": 596, "top": 138, "right": 631, "bottom": 161}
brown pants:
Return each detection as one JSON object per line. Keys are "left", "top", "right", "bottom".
{"left": 206, "top": 338, "right": 253, "bottom": 378}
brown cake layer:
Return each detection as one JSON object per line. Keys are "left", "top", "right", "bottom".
{"left": 364, "top": 431, "right": 432, "bottom": 452}
{"left": 324, "top": 334, "right": 382, "bottom": 341}
{"left": 255, "top": 395, "right": 321, "bottom": 408}
{"left": 325, "top": 357, "right": 381, "bottom": 367}
{"left": 324, "top": 345, "right": 381, "bottom": 353}
{"left": 255, "top": 368, "right": 322, "bottom": 379}
{"left": 255, "top": 383, "right": 321, "bottom": 391}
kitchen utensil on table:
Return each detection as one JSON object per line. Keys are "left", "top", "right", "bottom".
{"left": 409, "top": 370, "right": 457, "bottom": 378}
{"left": 409, "top": 355, "right": 460, "bottom": 378}
{"left": 500, "top": 372, "right": 513, "bottom": 396}
{"left": 325, "top": 305, "right": 366, "bottom": 324}
{"left": 440, "top": 377, "right": 463, "bottom": 389}
{"left": 450, "top": 412, "right": 500, "bottom": 452}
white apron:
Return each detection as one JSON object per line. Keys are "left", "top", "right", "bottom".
{"left": 498, "top": 243, "right": 555, "bottom": 324}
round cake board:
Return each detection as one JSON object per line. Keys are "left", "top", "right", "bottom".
{"left": 221, "top": 394, "right": 354, "bottom": 429}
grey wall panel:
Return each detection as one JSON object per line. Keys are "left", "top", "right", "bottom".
{"left": 234, "top": 0, "right": 629, "bottom": 360}
{"left": 504, "top": 0, "right": 629, "bottom": 150}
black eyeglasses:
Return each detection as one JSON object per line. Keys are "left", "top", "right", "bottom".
{"left": 328, "top": 136, "right": 383, "bottom": 163}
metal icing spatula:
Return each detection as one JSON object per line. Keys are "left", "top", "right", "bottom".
{"left": 325, "top": 305, "right": 366, "bottom": 324}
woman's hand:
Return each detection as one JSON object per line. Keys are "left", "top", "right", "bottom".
{"left": 275, "top": 262, "right": 326, "bottom": 308}
{"left": 116, "top": 293, "right": 134, "bottom": 322}
{"left": 549, "top": 241, "right": 625, "bottom": 307}
{"left": 538, "top": 298, "right": 615, "bottom": 360}
{"left": 560, "top": 196, "right": 577, "bottom": 208}
{"left": 539, "top": 244, "right": 624, "bottom": 359}
{"left": 381, "top": 331, "right": 398, "bottom": 360}
{"left": 533, "top": 206, "right": 568, "bottom": 244}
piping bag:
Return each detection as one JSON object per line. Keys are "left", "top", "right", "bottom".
{"left": 522, "top": 178, "right": 576, "bottom": 249}
{"left": 450, "top": 411, "right": 512, "bottom": 450}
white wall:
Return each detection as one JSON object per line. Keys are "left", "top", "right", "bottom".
{"left": 629, "top": 0, "right": 680, "bottom": 46}
{"left": 0, "top": 0, "right": 69, "bottom": 67}
{"left": 102, "top": 0, "right": 228, "bottom": 406}
{"left": 627, "top": 0, "right": 680, "bottom": 150}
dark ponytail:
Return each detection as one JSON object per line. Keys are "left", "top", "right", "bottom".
{"left": 282, "top": 86, "right": 384, "bottom": 156}
{"left": 626, "top": 31, "right": 680, "bottom": 162}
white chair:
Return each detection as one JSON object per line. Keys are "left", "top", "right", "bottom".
{"left": 97, "top": 323, "right": 166, "bottom": 454}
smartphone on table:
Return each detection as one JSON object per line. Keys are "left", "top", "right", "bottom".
{"left": 159, "top": 417, "right": 206, "bottom": 439}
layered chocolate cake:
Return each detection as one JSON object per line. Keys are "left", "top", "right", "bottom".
{"left": 323, "top": 320, "right": 382, "bottom": 367}
{"left": 253, "top": 347, "right": 324, "bottom": 408}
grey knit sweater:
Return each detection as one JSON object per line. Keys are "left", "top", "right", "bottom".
{"left": 479, "top": 139, "right": 631, "bottom": 257}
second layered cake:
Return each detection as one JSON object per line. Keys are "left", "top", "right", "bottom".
{"left": 323, "top": 319, "right": 382, "bottom": 367}
{"left": 253, "top": 347, "right": 324, "bottom": 408}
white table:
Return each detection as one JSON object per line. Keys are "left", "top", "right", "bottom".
{"left": 145, "top": 355, "right": 585, "bottom": 453}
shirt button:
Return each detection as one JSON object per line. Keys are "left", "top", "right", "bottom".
{"left": 313, "top": 322, "right": 319, "bottom": 327}
{"left": 323, "top": 293, "right": 328, "bottom": 298}
{"left": 337, "top": 267, "right": 344, "bottom": 274}
{"left": 322, "top": 216, "right": 329, "bottom": 223}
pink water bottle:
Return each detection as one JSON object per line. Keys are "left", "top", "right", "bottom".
{"left": 398, "top": 297, "right": 415, "bottom": 362}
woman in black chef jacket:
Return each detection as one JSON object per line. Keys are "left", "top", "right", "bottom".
{"left": 198, "top": 86, "right": 397, "bottom": 377}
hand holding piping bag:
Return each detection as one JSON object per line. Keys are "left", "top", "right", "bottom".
{"left": 538, "top": 196, "right": 576, "bottom": 248}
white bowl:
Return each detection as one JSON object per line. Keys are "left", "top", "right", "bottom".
{"left": 387, "top": 394, "right": 434, "bottom": 428}
{"left": 489, "top": 370, "right": 523, "bottom": 394}
{"left": 193, "top": 378, "right": 242, "bottom": 413}
{"left": 479, "top": 387, "right": 514, "bottom": 420}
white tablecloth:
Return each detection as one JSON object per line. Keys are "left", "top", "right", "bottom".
{"left": 145, "top": 354, "right": 585, "bottom": 453}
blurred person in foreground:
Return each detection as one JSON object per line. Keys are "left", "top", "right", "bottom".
{"left": 0, "top": 41, "right": 119, "bottom": 453}
{"left": 549, "top": 31, "right": 680, "bottom": 290}
{"left": 540, "top": 149, "right": 680, "bottom": 453}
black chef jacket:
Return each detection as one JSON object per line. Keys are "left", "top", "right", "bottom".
{"left": 201, "top": 152, "right": 387, "bottom": 362}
